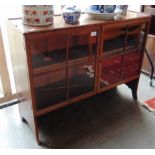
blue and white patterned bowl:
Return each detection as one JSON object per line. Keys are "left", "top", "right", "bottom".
{"left": 62, "top": 6, "right": 81, "bottom": 24}
{"left": 87, "top": 5, "right": 116, "bottom": 13}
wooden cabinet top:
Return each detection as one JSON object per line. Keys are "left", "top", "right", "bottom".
{"left": 7, "top": 11, "right": 151, "bottom": 35}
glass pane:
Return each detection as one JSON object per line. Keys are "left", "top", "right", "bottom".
{"left": 103, "top": 27, "right": 126, "bottom": 54}
{"left": 30, "top": 33, "right": 67, "bottom": 69}
{"left": 100, "top": 55, "right": 122, "bottom": 88}
{"left": 30, "top": 33, "right": 67, "bottom": 110}
{"left": 123, "top": 23, "right": 147, "bottom": 80}
{"left": 122, "top": 51, "right": 141, "bottom": 80}
{"left": 126, "top": 23, "right": 147, "bottom": 51}
{"left": 34, "top": 70, "right": 67, "bottom": 110}
{"left": 100, "top": 27, "right": 125, "bottom": 88}
{"left": 68, "top": 31, "right": 97, "bottom": 98}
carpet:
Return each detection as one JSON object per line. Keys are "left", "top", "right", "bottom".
{"left": 141, "top": 97, "right": 155, "bottom": 113}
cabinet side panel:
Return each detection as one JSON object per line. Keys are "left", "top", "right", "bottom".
{"left": 6, "top": 25, "right": 37, "bottom": 139}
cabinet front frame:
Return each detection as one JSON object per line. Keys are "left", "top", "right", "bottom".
{"left": 25, "top": 25, "right": 101, "bottom": 116}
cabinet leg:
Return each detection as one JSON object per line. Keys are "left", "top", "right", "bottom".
{"left": 37, "top": 141, "right": 53, "bottom": 147}
{"left": 126, "top": 79, "right": 139, "bottom": 100}
{"left": 21, "top": 117, "right": 28, "bottom": 124}
{"left": 149, "top": 79, "right": 153, "bottom": 87}
{"left": 145, "top": 49, "right": 154, "bottom": 87}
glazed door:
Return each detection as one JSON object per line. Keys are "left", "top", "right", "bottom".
{"left": 28, "top": 31, "right": 68, "bottom": 110}
{"left": 28, "top": 28, "right": 99, "bottom": 110}
{"left": 121, "top": 23, "right": 148, "bottom": 80}
{"left": 99, "top": 25, "right": 126, "bottom": 89}
{"left": 67, "top": 30, "right": 98, "bottom": 99}
{"left": 99, "top": 22, "right": 148, "bottom": 91}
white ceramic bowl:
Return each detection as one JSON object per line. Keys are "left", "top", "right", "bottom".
{"left": 22, "top": 5, "right": 54, "bottom": 26}
{"left": 85, "top": 9, "right": 117, "bottom": 20}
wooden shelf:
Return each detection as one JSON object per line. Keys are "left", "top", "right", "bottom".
{"left": 103, "top": 46, "right": 142, "bottom": 58}
{"left": 32, "top": 45, "right": 89, "bottom": 68}
{"left": 33, "top": 45, "right": 96, "bottom": 76}
{"left": 33, "top": 55, "right": 95, "bottom": 76}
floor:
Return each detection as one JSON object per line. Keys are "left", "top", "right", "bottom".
{"left": 0, "top": 73, "right": 155, "bottom": 149}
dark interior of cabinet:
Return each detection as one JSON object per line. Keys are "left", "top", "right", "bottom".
{"left": 127, "top": 35, "right": 138, "bottom": 49}
{"left": 103, "top": 25, "right": 144, "bottom": 54}
{"left": 126, "top": 34, "right": 144, "bottom": 51}
{"left": 103, "top": 34, "right": 143, "bottom": 54}
{"left": 35, "top": 74, "right": 94, "bottom": 110}
{"left": 103, "top": 35, "right": 125, "bottom": 53}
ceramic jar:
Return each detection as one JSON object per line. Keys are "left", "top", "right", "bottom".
{"left": 62, "top": 6, "right": 81, "bottom": 24}
{"left": 22, "top": 5, "right": 54, "bottom": 26}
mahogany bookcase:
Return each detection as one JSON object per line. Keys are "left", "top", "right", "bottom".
{"left": 6, "top": 11, "right": 151, "bottom": 145}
